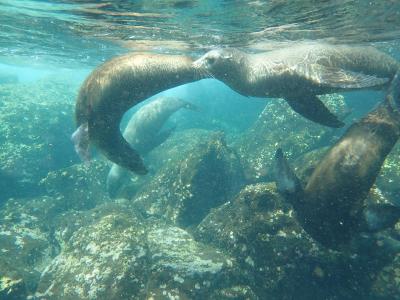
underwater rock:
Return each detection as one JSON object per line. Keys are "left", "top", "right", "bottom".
{"left": 36, "top": 203, "right": 249, "bottom": 299}
{"left": 376, "top": 142, "right": 400, "bottom": 205}
{"left": 35, "top": 207, "right": 149, "bottom": 300}
{"left": 132, "top": 129, "right": 245, "bottom": 227}
{"left": 39, "top": 160, "right": 109, "bottom": 211}
{"left": 0, "top": 196, "right": 61, "bottom": 298}
{"left": 371, "top": 252, "right": 400, "bottom": 299}
{"left": 145, "top": 222, "right": 247, "bottom": 299}
{"left": 194, "top": 183, "right": 393, "bottom": 299}
{"left": 0, "top": 77, "right": 79, "bottom": 201}
{"left": 0, "top": 275, "right": 27, "bottom": 300}
{"left": 232, "top": 94, "right": 347, "bottom": 183}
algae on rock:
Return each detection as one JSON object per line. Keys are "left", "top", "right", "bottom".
{"left": 133, "top": 130, "right": 245, "bottom": 227}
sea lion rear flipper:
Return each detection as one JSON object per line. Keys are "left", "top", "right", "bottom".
{"left": 90, "top": 120, "right": 148, "bottom": 175}
{"left": 310, "top": 65, "right": 390, "bottom": 89}
{"left": 361, "top": 204, "right": 400, "bottom": 232}
{"left": 273, "top": 148, "right": 303, "bottom": 201}
{"left": 285, "top": 95, "right": 344, "bottom": 128}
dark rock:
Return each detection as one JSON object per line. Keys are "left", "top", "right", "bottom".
{"left": 371, "top": 254, "right": 400, "bottom": 300}
{"left": 194, "top": 183, "right": 391, "bottom": 299}
{"left": 232, "top": 95, "right": 347, "bottom": 183}
{"left": 133, "top": 130, "right": 245, "bottom": 227}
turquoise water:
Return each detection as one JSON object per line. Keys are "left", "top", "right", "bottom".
{"left": 1, "top": 1, "right": 400, "bottom": 299}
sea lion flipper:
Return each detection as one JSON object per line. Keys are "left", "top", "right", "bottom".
{"left": 311, "top": 65, "right": 389, "bottom": 89}
{"left": 285, "top": 95, "right": 344, "bottom": 128}
{"left": 273, "top": 148, "right": 303, "bottom": 201}
{"left": 71, "top": 123, "right": 91, "bottom": 163}
{"left": 91, "top": 122, "right": 148, "bottom": 175}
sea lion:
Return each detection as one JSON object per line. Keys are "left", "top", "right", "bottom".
{"left": 106, "top": 96, "right": 199, "bottom": 198}
{"left": 73, "top": 53, "right": 205, "bottom": 174}
{"left": 274, "top": 70, "right": 400, "bottom": 250}
{"left": 193, "top": 43, "right": 400, "bottom": 128}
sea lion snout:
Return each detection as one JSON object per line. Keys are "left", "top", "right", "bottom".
{"left": 193, "top": 49, "right": 234, "bottom": 70}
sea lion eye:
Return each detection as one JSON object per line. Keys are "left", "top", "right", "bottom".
{"left": 207, "top": 56, "right": 216, "bottom": 64}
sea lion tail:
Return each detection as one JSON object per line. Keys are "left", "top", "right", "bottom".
{"left": 386, "top": 69, "right": 400, "bottom": 111}
{"left": 273, "top": 148, "right": 303, "bottom": 200}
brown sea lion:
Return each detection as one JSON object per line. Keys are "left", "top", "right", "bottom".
{"left": 193, "top": 43, "right": 400, "bottom": 128}
{"left": 72, "top": 53, "right": 205, "bottom": 174}
{"left": 274, "top": 70, "right": 400, "bottom": 250}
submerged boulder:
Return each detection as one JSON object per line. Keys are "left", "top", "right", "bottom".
{"left": 132, "top": 130, "right": 245, "bottom": 227}
{"left": 39, "top": 160, "right": 109, "bottom": 211}
{"left": 195, "top": 183, "right": 394, "bottom": 299}
{"left": 232, "top": 95, "right": 347, "bottom": 183}
{"left": 35, "top": 203, "right": 250, "bottom": 299}
{"left": 0, "top": 196, "right": 61, "bottom": 299}
{"left": 145, "top": 223, "right": 247, "bottom": 299}
{"left": 35, "top": 205, "right": 149, "bottom": 300}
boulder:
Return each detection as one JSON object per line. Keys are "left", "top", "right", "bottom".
{"left": 36, "top": 203, "right": 251, "bottom": 299}
{"left": 133, "top": 130, "right": 245, "bottom": 227}
{"left": 195, "top": 183, "right": 391, "bottom": 299}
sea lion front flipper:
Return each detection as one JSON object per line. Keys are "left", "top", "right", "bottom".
{"left": 310, "top": 65, "right": 389, "bottom": 89}
{"left": 273, "top": 148, "right": 304, "bottom": 201}
{"left": 285, "top": 95, "right": 345, "bottom": 128}
{"left": 361, "top": 204, "right": 400, "bottom": 233}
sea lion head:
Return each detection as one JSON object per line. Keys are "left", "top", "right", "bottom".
{"left": 193, "top": 48, "right": 246, "bottom": 81}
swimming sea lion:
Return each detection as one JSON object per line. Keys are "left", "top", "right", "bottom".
{"left": 274, "top": 70, "right": 400, "bottom": 250}
{"left": 193, "top": 43, "right": 400, "bottom": 128}
{"left": 106, "top": 96, "right": 199, "bottom": 198}
{"left": 73, "top": 53, "right": 205, "bottom": 174}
